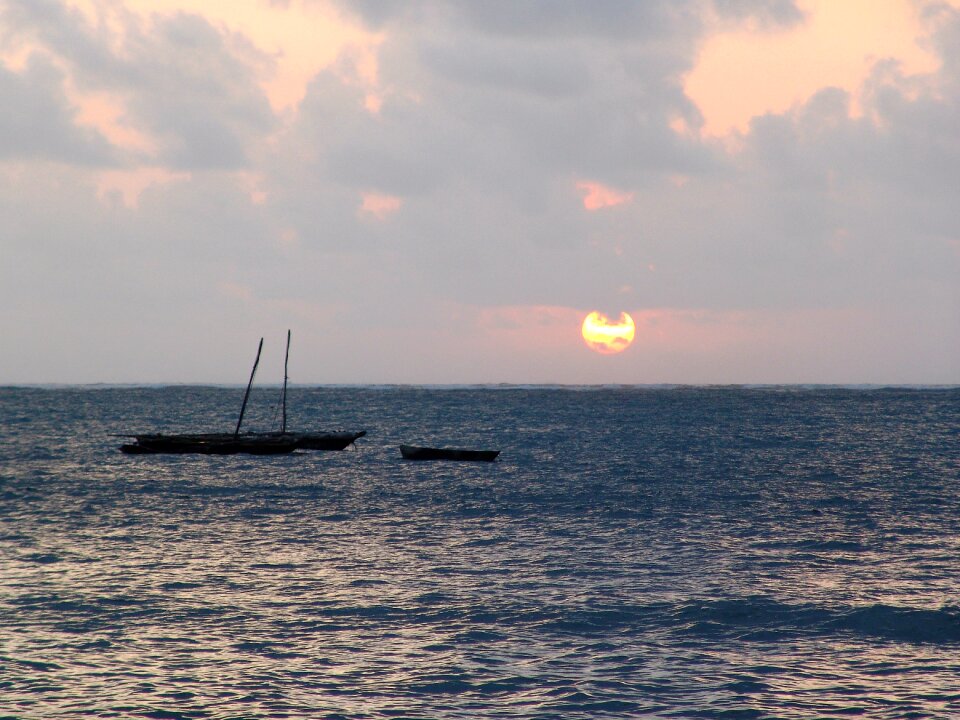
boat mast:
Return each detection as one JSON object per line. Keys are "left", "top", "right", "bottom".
{"left": 281, "top": 329, "right": 290, "bottom": 433}
{"left": 235, "top": 337, "right": 263, "bottom": 438}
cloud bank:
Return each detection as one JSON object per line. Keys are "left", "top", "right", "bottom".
{"left": 0, "top": 0, "right": 957, "bottom": 383}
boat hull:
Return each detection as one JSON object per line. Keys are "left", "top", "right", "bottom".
{"left": 285, "top": 430, "right": 366, "bottom": 450}
{"left": 399, "top": 445, "right": 500, "bottom": 462}
{"left": 121, "top": 434, "right": 298, "bottom": 455}
{"left": 120, "top": 430, "right": 366, "bottom": 455}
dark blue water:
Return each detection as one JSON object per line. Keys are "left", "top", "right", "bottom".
{"left": 1, "top": 386, "right": 959, "bottom": 719}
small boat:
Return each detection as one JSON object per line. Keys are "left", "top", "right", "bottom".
{"left": 119, "top": 332, "right": 365, "bottom": 455}
{"left": 399, "top": 445, "right": 500, "bottom": 462}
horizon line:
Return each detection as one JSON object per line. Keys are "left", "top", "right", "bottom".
{"left": 3, "top": 382, "right": 958, "bottom": 391}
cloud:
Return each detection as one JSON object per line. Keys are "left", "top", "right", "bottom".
{"left": 359, "top": 191, "right": 401, "bottom": 220}
{"left": 686, "top": 0, "right": 944, "bottom": 137}
{"left": 0, "top": 54, "right": 115, "bottom": 163}
{"left": 2, "top": 0, "right": 277, "bottom": 169}
{"left": 576, "top": 181, "right": 634, "bottom": 211}
{"left": 0, "top": 0, "right": 957, "bottom": 382}
{"left": 419, "top": 37, "right": 591, "bottom": 99}
{"left": 712, "top": 0, "right": 805, "bottom": 29}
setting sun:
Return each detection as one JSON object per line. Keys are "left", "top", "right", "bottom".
{"left": 581, "top": 311, "right": 636, "bottom": 355}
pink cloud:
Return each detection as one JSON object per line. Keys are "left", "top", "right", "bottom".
{"left": 685, "top": 0, "right": 944, "bottom": 138}
{"left": 575, "top": 181, "right": 634, "bottom": 211}
{"left": 359, "top": 192, "right": 402, "bottom": 220}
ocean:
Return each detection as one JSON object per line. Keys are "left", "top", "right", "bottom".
{"left": 1, "top": 385, "right": 959, "bottom": 719}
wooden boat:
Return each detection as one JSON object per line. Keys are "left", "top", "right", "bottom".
{"left": 119, "top": 332, "right": 365, "bottom": 455}
{"left": 399, "top": 445, "right": 500, "bottom": 462}
{"left": 285, "top": 430, "right": 366, "bottom": 450}
{"left": 120, "top": 430, "right": 364, "bottom": 454}
{"left": 120, "top": 433, "right": 297, "bottom": 455}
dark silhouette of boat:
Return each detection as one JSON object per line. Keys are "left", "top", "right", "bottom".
{"left": 120, "top": 433, "right": 298, "bottom": 455}
{"left": 120, "top": 332, "right": 365, "bottom": 455}
{"left": 274, "top": 429, "right": 367, "bottom": 450}
{"left": 399, "top": 445, "right": 500, "bottom": 462}
{"left": 120, "top": 430, "right": 366, "bottom": 455}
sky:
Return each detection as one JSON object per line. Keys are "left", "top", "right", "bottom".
{"left": 1, "top": 0, "right": 958, "bottom": 384}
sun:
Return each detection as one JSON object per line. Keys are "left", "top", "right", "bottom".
{"left": 581, "top": 311, "right": 636, "bottom": 355}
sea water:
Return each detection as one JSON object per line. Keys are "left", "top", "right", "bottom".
{"left": 1, "top": 385, "right": 959, "bottom": 719}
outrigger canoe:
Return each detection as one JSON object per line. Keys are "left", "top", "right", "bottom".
{"left": 120, "top": 433, "right": 297, "bottom": 455}
{"left": 120, "top": 430, "right": 366, "bottom": 455}
{"left": 118, "top": 332, "right": 365, "bottom": 456}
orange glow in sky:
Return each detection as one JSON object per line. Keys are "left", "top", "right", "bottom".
{"left": 685, "top": 0, "right": 947, "bottom": 137}
{"left": 62, "top": 0, "right": 382, "bottom": 114}
{"left": 73, "top": 91, "right": 157, "bottom": 153}
{"left": 18, "top": 1, "right": 383, "bottom": 209}
{"left": 576, "top": 181, "right": 634, "bottom": 211}
{"left": 359, "top": 192, "right": 402, "bottom": 221}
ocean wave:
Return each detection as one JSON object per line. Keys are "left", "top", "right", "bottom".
{"left": 2, "top": 386, "right": 959, "bottom": 719}
{"left": 675, "top": 597, "right": 960, "bottom": 645}
{"left": 830, "top": 604, "right": 960, "bottom": 643}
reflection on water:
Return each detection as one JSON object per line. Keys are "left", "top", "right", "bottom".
{"left": 1, "top": 386, "right": 959, "bottom": 718}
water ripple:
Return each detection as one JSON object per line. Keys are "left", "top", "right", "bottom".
{"left": 1, "top": 386, "right": 958, "bottom": 718}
